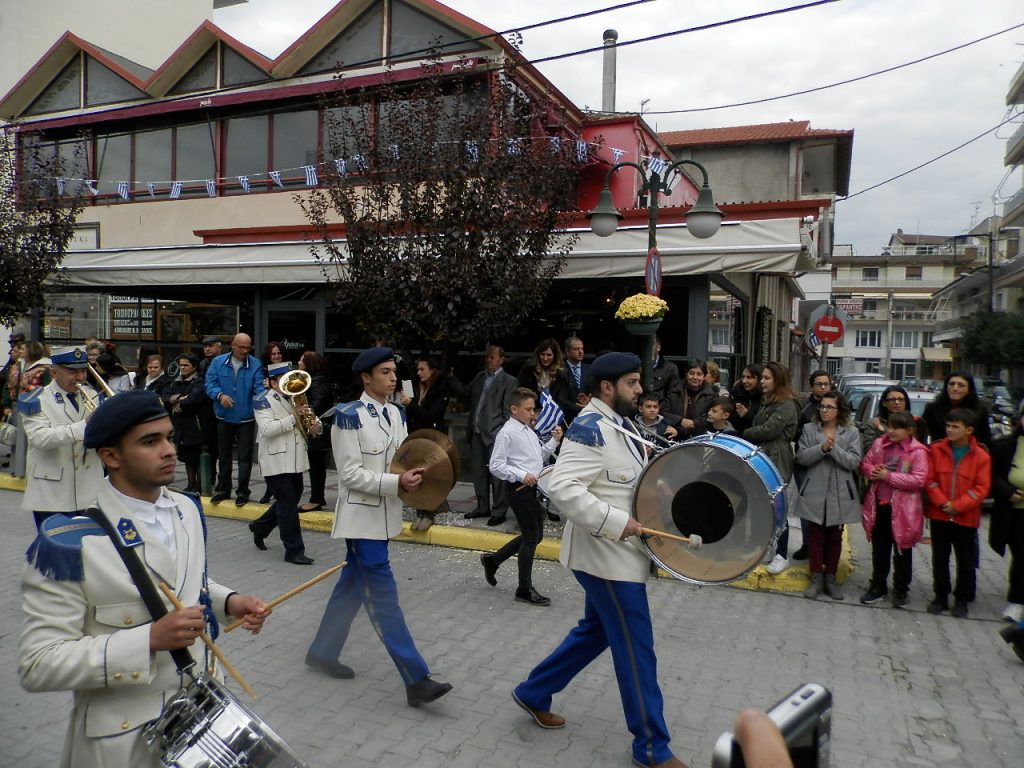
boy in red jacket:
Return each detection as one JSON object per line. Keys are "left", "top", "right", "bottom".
{"left": 925, "top": 408, "right": 992, "bottom": 618}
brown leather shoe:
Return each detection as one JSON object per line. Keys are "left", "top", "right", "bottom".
{"left": 631, "top": 756, "right": 688, "bottom": 768}
{"left": 511, "top": 690, "right": 565, "bottom": 729}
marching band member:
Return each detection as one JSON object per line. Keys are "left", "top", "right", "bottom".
{"left": 249, "top": 361, "right": 320, "bottom": 564}
{"left": 512, "top": 352, "right": 688, "bottom": 768}
{"left": 18, "top": 345, "right": 104, "bottom": 530}
{"left": 18, "top": 390, "right": 269, "bottom": 768}
{"left": 305, "top": 346, "right": 453, "bottom": 707}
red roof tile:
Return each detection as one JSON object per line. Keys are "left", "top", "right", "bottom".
{"left": 659, "top": 121, "right": 852, "bottom": 147}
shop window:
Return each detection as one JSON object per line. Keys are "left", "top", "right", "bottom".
{"left": 174, "top": 123, "right": 216, "bottom": 198}
{"left": 389, "top": 0, "right": 482, "bottom": 61}
{"left": 272, "top": 110, "right": 318, "bottom": 186}
{"left": 222, "top": 47, "right": 267, "bottom": 87}
{"left": 26, "top": 57, "right": 81, "bottom": 115}
{"left": 169, "top": 47, "right": 217, "bottom": 94}
{"left": 224, "top": 115, "right": 269, "bottom": 194}
{"left": 298, "top": 4, "right": 383, "bottom": 74}
{"left": 85, "top": 56, "right": 147, "bottom": 107}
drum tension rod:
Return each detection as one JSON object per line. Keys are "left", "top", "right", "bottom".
{"left": 638, "top": 527, "right": 703, "bottom": 549}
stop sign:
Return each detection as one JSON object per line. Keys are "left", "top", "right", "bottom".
{"left": 814, "top": 311, "right": 844, "bottom": 344}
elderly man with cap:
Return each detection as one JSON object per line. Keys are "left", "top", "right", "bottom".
{"left": 512, "top": 352, "right": 688, "bottom": 768}
{"left": 248, "top": 361, "right": 320, "bottom": 565}
{"left": 204, "top": 333, "right": 265, "bottom": 506}
{"left": 18, "top": 390, "right": 270, "bottom": 768}
{"left": 198, "top": 335, "right": 222, "bottom": 376}
{"left": 17, "top": 345, "right": 105, "bottom": 531}
{"left": 305, "top": 346, "right": 453, "bottom": 707}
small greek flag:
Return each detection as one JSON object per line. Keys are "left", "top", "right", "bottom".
{"left": 388, "top": 144, "right": 400, "bottom": 161}
{"left": 352, "top": 154, "right": 366, "bottom": 172}
{"left": 547, "top": 136, "right": 561, "bottom": 153}
{"left": 647, "top": 157, "right": 668, "bottom": 175}
{"left": 575, "top": 139, "right": 589, "bottom": 162}
{"left": 506, "top": 137, "right": 521, "bottom": 156}
{"left": 117, "top": 181, "right": 129, "bottom": 200}
{"left": 205, "top": 179, "right": 216, "bottom": 197}
{"left": 303, "top": 165, "right": 318, "bottom": 186}
{"left": 146, "top": 182, "right": 156, "bottom": 198}
{"left": 334, "top": 158, "right": 347, "bottom": 177}
{"left": 465, "top": 141, "right": 479, "bottom": 162}
{"left": 170, "top": 181, "right": 182, "bottom": 199}
{"left": 238, "top": 175, "right": 251, "bottom": 193}
{"left": 534, "top": 389, "right": 564, "bottom": 441}
{"left": 269, "top": 170, "right": 284, "bottom": 188}
{"left": 56, "top": 177, "right": 65, "bottom": 195}
{"left": 85, "top": 179, "right": 99, "bottom": 196}
{"left": 611, "top": 147, "right": 625, "bottom": 163}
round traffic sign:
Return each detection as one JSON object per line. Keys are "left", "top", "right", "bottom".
{"left": 814, "top": 310, "right": 844, "bottom": 344}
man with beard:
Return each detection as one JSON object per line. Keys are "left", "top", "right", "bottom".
{"left": 511, "top": 352, "right": 688, "bottom": 768}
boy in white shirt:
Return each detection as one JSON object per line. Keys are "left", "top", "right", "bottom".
{"left": 482, "top": 387, "right": 563, "bottom": 605}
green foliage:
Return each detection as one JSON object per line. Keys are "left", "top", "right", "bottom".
{"left": 297, "top": 59, "right": 584, "bottom": 347}
{"left": 959, "top": 311, "right": 1024, "bottom": 369}
{"left": 0, "top": 128, "right": 83, "bottom": 326}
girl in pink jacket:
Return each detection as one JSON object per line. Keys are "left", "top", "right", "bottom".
{"left": 859, "top": 411, "right": 930, "bottom": 608}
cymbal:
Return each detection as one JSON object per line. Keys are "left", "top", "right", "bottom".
{"left": 390, "top": 437, "right": 455, "bottom": 512}
{"left": 407, "top": 428, "right": 461, "bottom": 481}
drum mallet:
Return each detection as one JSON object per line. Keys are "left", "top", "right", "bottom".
{"left": 157, "top": 582, "right": 259, "bottom": 700}
{"left": 638, "top": 527, "right": 703, "bottom": 549}
{"left": 224, "top": 562, "right": 345, "bottom": 633}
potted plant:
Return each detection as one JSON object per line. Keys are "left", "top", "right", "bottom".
{"left": 615, "top": 293, "right": 668, "bottom": 335}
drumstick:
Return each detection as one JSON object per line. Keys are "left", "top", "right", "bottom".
{"left": 157, "top": 582, "right": 259, "bottom": 700}
{"left": 638, "top": 527, "right": 703, "bottom": 549}
{"left": 223, "top": 562, "right": 345, "bottom": 633}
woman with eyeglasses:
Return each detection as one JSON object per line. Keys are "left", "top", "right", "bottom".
{"left": 794, "top": 391, "right": 862, "bottom": 600}
{"left": 922, "top": 371, "right": 992, "bottom": 446}
{"left": 861, "top": 385, "right": 928, "bottom": 454}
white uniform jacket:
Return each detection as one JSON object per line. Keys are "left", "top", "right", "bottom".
{"left": 19, "top": 381, "right": 104, "bottom": 513}
{"left": 329, "top": 392, "right": 407, "bottom": 541}
{"left": 548, "top": 397, "right": 651, "bottom": 583}
{"left": 254, "top": 390, "right": 310, "bottom": 477}
{"left": 18, "top": 482, "right": 233, "bottom": 768}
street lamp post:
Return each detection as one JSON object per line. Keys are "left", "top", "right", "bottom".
{"left": 587, "top": 158, "right": 723, "bottom": 392}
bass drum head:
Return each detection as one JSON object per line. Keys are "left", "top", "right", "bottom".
{"left": 632, "top": 439, "right": 779, "bottom": 584}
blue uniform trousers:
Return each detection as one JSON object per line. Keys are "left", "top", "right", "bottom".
{"left": 514, "top": 570, "right": 672, "bottom": 765}
{"left": 308, "top": 538, "right": 429, "bottom": 686}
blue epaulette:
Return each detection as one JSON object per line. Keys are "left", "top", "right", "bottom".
{"left": 564, "top": 412, "right": 605, "bottom": 447}
{"left": 16, "top": 388, "right": 42, "bottom": 415}
{"left": 335, "top": 401, "right": 364, "bottom": 429}
{"left": 253, "top": 393, "right": 271, "bottom": 410}
{"left": 396, "top": 404, "right": 407, "bottom": 425}
{"left": 25, "top": 514, "right": 106, "bottom": 581}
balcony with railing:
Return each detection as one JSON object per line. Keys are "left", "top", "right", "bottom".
{"left": 1004, "top": 186, "right": 1024, "bottom": 229}
{"left": 1008, "top": 58, "right": 1024, "bottom": 105}
{"left": 1006, "top": 121, "right": 1024, "bottom": 167}
{"left": 832, "top": 276, "right": 951, "bottom": 290}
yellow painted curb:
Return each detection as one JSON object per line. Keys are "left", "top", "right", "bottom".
{"left": 0, "top": 473, "right": 27, "bottom": 492}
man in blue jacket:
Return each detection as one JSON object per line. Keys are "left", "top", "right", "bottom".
{"left": 204, "top": 333, "right": 265, "bottom": 505}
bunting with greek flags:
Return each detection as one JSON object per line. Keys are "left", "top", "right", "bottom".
{"left": 117, "top": 181, "right": 130, "bottom": 200}
{"left": 534, "top": 388, "right": 564, "bottom": 441}
{"left": 611, "top": 148, "right": 625, "bottom": 163}
{"left": 303, "top": 165, "right": 318, "bottom": 186}
{"left": 146, "top": 182, "right": 156, "bottom": 198}
{"left": 334, "top": 158, "right": 348, "bottom": 177}
{"left": 169, "top": 181, "right": 182, "bottom": 199}
{"left": 205, "top": 179, "right": 216, "bottom": 197}
{"left": 238, "top": 175, "right": 251, "bottom": 193}
{"left": 575, "top": 139, "right": 589, "bottom": 162}
{"left": 465, "top": 141, "right": 479, "bottom": 162}
{"left": 269, "top": 170, "right": 284, "bottom": 188}
{"left": 56, "top": 177, "right": 65, "bottom": 195}
{"left": 85, "top": 179, "right": 99, "bottom": 196}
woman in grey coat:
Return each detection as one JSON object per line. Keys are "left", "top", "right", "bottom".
{"left": 795, "top": 391, "right": 862, "bottom": 600}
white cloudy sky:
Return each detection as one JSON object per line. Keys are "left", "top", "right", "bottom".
{"left": 214, "top": 0, "right": 1024, "bottom": 254}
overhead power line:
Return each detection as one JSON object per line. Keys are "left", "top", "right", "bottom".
{"left": 841, "top": 113, "right": 1021, "bottom": 201}
{"left": 636, "top": 21, "right": 1024, "bottom": 115}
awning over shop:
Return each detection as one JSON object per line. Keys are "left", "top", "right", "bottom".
{"left": 921, "top": 346, "right": 953, "bottom": 362}
{"left": 56, "top": 218, "right": 807, "bottom": 288}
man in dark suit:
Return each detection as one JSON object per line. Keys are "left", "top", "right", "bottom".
{"left": 563, "top": 335, "right": 591, "bottom": 422}
{"left": 464, "top": 345, "right": 517, "bottom": 525}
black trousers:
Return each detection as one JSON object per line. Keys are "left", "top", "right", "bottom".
{"left": 251, "top": 473, "right": 305, "bottom": 558}
{"left": 491, "top": 481, "right": 544, "bottom": 590}
{"left": 470, "top": 432, "right": 509, "bottom": 517}
{"left": 214, "top": 419, "right": 255, "bottom": 497}
{"left": 306, "top": 447, "right": 329, "bottom": 505}
{"left": 930, "top": 519, "right": 978, "bottom": 603}
{"left": 870, "top": 503, "right": 913, "bottom": 593}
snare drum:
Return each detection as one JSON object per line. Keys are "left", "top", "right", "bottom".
{"left": 535, "top": 465, "right": 556, "bottom": 510}
{"left": 632, "top": 433, "right": 786, "bottom": 584}
{"left": 144, "top": 673, "right": 307, "bottom": 768}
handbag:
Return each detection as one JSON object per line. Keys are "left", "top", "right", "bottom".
{"left": 0, "top": 414, "right": 16, "bottom": 446}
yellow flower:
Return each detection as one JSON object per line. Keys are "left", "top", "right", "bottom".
{"left": 615, "top": 293, "right": 669, "bottom": 321}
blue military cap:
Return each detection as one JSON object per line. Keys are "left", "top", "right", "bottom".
{"left": 84, "top": 390, "right": 169, "bottom": 449}
{"left": 589, "top": 352, "right": 641, "bottom": 383}
{"left": 50, "top": 345, "right": 88, "bottom": 369}
{"left": 352, "top": 346, "right": 395, "bottom": 375}
{"left": 267, "top": 361, "right": 291, "bottom": 378}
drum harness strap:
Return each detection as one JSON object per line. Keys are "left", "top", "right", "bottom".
{"left": 604, "top": 418, "right": 658, "bottom": 452}
{"left": 82, "top": 507, "right": 198, "bottom": 679}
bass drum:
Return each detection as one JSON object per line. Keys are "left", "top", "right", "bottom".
{"left": 632, "top": 433, "right": 786, "bottom": 585}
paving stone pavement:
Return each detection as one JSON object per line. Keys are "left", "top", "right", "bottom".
{"left": 1, "top": 488, "right": 1022, "bottom": 768}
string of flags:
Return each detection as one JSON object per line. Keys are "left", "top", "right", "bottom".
{"left": 52, "top": 136, "right": 677, "bottom": 198}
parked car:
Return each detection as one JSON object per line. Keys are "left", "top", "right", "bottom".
{"left": 854, "top": 390, "right": 933, "bottom": 430}
{"left": 838, "top": 375, "right": 892, "bottom": 395}
{"left": 844, "top": 384, "right": 897, "bottom": 413}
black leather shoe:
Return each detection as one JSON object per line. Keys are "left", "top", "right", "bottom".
{"left": 286, "top": 554, "right": 314, "bottom": 565}
{"left": 210, "top": 492, "right": 229, "bottom": 504}
{"left": 480, "top": 554, "right": 498, "bottom": 586}
{"left": 464, "top": 510, "right": 489, "bottom": 520}
{"left": 305, "top": 651, "right": 354, "bottom": 679}
{"left": 515, "top": 587, "right": 551, "bottom": 606}
{"left": 406, "top": 677, "right": 453, "bottom": 707}
{"left": 258, "top": 491, "right": 273, "bottom": 504}
{"left": 486, "top": 516, "right": 506, "bottom": 527}
{"left": 299, "top": 502, "right": 324, "bottom": 513}
{"left": 235, "top": 495, "right": 250, "bottom": 507}
{"left": 248, "top": 523, "right": 267, "bottom": 551}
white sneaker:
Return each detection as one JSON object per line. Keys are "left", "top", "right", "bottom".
{"left": 765, "top": 555, "right": 789, "bottom": 574}
{"left": 1002, "top": 603, "right": 1024, "bottom": 623}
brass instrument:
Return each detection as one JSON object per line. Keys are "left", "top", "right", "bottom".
{"left": 81, "top": 362, "right": 116, "bottom": 412}
{"left": 278, "top": 369, "right": 321, "bottom": 438}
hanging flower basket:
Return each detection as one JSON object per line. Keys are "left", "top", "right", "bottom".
{"left": 615, "top": 293, "right": 667, "bottom": 335}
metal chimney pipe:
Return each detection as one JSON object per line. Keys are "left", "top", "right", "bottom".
{"left": 602, "top": 29, "right": 618, "bottom": 113}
